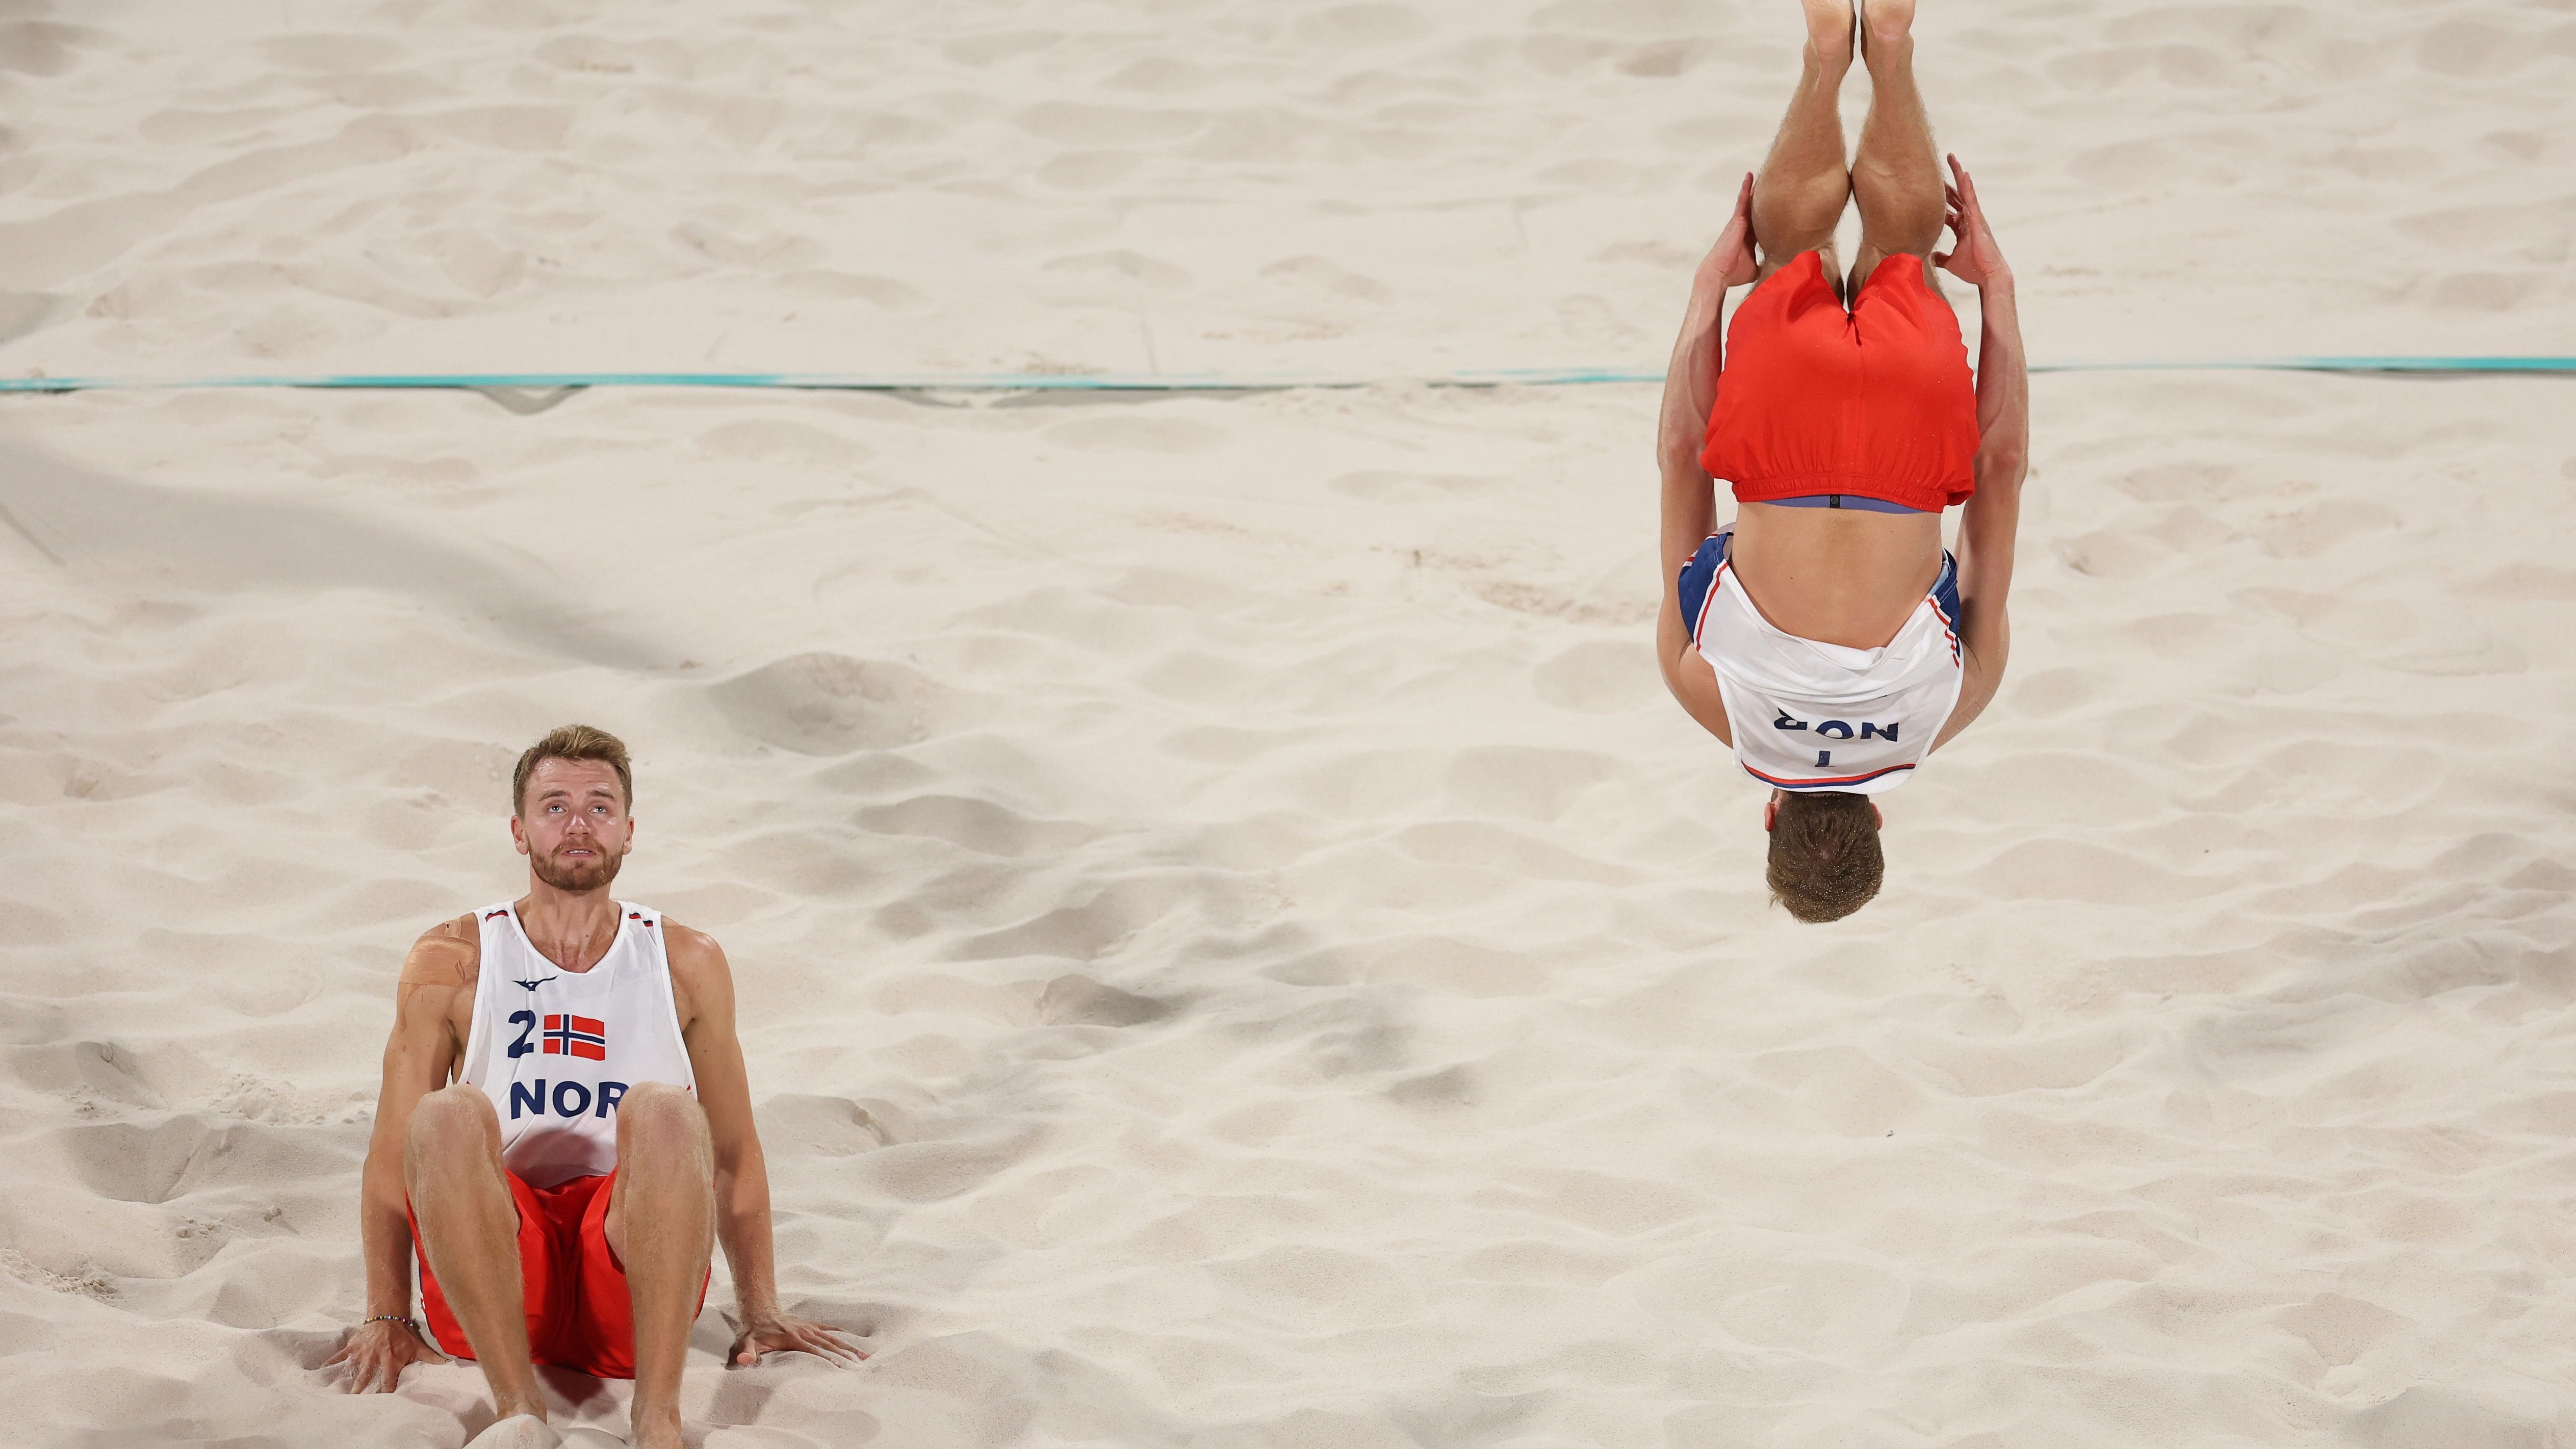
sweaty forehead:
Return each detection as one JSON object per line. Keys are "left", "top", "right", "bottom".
{"left": 527, "top": 758, "right": 624, "bottom": 796}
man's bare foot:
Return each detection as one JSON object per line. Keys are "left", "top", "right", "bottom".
{"left": 1860, "top": 0, "right": 1916, "bottom": 62}
{"left": 463, "top": 1415, "right": 562, "bottom": 1449}
{"left": 1802, "top": 0, "right": 1854, "bottom": 69}
{"left": 630, "top": 1403, "right": 684, "bottom": 1449}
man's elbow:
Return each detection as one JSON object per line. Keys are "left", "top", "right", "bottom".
{"left": 1658, "top": 441, "right": 1711, "bottom": 491}
{"left": 1975, "top": 441, "right": 2028, "bottom": 490}
{"left": 1655, "top": 646, "right": 1698, "bottom": 705}
{"left": 712, "top": 1131, "right": 766, "bottom": 1182}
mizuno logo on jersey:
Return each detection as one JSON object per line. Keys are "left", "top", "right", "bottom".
{"left": 485, "top": 909, "right": 512, "bottom": 920}
{"left": 543, "top": 1013, "right": 608, "bottom": 1060}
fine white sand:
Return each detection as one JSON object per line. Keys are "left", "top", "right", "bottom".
{"left": 6, "top": 3, "right": 2576, "bottom": 1446}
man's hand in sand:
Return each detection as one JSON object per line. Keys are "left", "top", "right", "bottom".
{"left": 324, "top": 1315, "right": 445, "bottom": 1393}
{"left": 1934, "top": 154, "right": 2008, "bottom": 290}
{"left": 725, "top": 1308, "right": 867, "bottom": 1369}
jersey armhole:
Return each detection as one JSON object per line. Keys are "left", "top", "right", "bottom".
{"left": 637, "top": 908, "right": 700, "bottom": 1095}
{"left": 454, "top": 910, "right": 499, "bottom": 1086}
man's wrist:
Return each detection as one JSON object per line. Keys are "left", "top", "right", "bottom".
{"left": 1977, "top": 270, "right": 2017, "bottom": 300}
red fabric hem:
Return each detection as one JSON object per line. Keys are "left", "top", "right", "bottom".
{"left": 1731, "top": 475, "right": 1967, "bottom": 513}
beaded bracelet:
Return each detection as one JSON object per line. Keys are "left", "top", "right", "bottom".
{"left": 364, "top": 1313, "right": 422, "bottom": 1337}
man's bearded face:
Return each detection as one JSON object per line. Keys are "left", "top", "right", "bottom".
{"left": 530, "top": 834, "right": 624, "bottom": 892}
{"left": 515, "top": 758, "right": 633, "bottom": 893}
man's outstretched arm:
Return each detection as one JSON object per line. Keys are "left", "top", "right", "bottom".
{"left": 1657, "top": 173, "right": 1758, "bottom": 746}
{"left": 1933, "top": 157, "right": 2028, "bottom": 749}
{"left": 667, "top": 925, "right": 866, "bottom": 1367}
{"left": 325, "top": 919, "right": 474, "bottom": 1392}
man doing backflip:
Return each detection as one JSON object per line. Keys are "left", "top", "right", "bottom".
{"left": 1656, "top": 0, "right": 2029, "bottom": 922}
{"left": 326, "top": 725, "right": 861, "bottom": 1448}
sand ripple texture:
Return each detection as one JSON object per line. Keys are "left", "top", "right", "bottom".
{"left": 5, "top": 3, "right": 2576, "bottom": 1448}
{"left": 1, "top": 0, "right": 2570, "bottom": 377}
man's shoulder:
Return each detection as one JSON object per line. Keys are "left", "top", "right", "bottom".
{"left": 657, "top": 918, "right": 729, "bottom": 977}
{"left": 654, "top": 918, "right": 734, "bottom": 1030}
{"left": 398, "top": 912, "right": 482, "bottom": 989}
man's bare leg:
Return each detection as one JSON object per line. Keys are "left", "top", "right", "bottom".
{"left": 1849, "top": 0, "right": 1947, "bottom": 290}
{"left": 1752, "top": 0, "right": 1858, "bottom": 286}
{"left": 605, "top": 1083, "right": 715, "bottom": 1449}
{"left": 406, "top": 1086, "right": 547, "bottom": 1425}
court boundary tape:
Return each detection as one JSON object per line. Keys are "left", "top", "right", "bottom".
{"left": 0, "top": 356, "right": 2570, "bottom": 401}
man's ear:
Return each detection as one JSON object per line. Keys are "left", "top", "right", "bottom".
{"left": 510, "top": 815, "right": 529, "bottom": 856}
{"left": 1763, "top": 799, "right": 1782, "bottom": 833}
{"left": 1871, "top": 803, "right": 1884, "bottom": 829}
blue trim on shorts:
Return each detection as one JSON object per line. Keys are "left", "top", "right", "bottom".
{"left": 1765, "top": 493, "right": 1931, "bottom": 515}
{"left": 1677, "top": 531, "right": 1731, "bottom": 646}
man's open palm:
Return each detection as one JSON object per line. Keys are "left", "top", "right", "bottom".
{"left": 726, "top": 1310, "right": 868, "bottom": 1368}
{"left": 1696, "top": 172, "right": 1759, "bottom": 294}
{"left": 1933, "top": 154, "right": 2008, "bottom": 288}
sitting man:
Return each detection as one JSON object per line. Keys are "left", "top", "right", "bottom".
{"left": 326, "top": 724, "right": 862, "bottom": 1448}
{"left": 1655, "top": 0, "right": 2030, "bottom": 921}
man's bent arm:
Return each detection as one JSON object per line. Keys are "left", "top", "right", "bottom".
{"left": 1655, "top": 250, "right": 1739, "bottom": 745}
{"left": 667, "top": 927, "right": 783, "bottom": 1324}
{"left": 358, "top": 924, "right": 474, "bottom": 1328}
{"left": 1936, "top": 274, "right": 2029, "bottom": 748}
{"left": 1658, "top": 272, "right": 1725, "bottom": 585}
{"left": 670, "top": 926, "right": 862, "bottom": 1364}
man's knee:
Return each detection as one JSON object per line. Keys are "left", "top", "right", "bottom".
{"left": 407, "top": 1084, "right": 500, "bottom": 1164}
{"left": 1755, "top": 176, "right": 1851, "bottom": 257}
{"left": 616, "top": 1082, "right": 708, "bottom": 1157}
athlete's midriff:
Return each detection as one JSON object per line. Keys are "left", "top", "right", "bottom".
{"left": 1728, "top": 506, "right": 1946, "bottom": 650}
{"left": 1701, "top": 251, "right": 1979, "bottom": 514}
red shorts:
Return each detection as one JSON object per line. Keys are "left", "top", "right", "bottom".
{"left": 408, "top": 1170, "right": 706, "bottom": 1381}
{"left": 1700, "top": 250, "right": 1978, "bottom": 513}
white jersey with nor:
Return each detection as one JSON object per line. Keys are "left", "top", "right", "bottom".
{"left": 456, "top": 901, "right": 697, "bottom": 1188}
{"left": 1678, "top": 530, "right": 1963, "bottom": 796}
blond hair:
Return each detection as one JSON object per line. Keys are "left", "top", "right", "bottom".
{"left": 1766, "top": 792, "right": 1883, "bottom": 922}
{"left": 511, "top": 723, "right": 633, "bottom": 818}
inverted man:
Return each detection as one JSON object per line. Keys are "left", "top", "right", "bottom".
{"left": 327, "top": 725, "right": 861, "bottom": 1449}
{"left": 1655, "top": 0, "right": 2030, "bottom": 921}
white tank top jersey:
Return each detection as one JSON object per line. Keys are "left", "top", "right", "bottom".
{"left": 1679, "top": 530, "right": 1964, "bottom": 796}
{"left": 455, "top": 901, "right": 697, "bottom": 1189}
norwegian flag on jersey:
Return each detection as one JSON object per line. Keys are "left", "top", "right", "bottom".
{"left": 542, "top": 1013, "right": 608, "bottom": 1060}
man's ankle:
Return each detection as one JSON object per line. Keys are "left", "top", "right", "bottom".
{"left": 629, "top": 1399, "right": 685, "bottom": 1447}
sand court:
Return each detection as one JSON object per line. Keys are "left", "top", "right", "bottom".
{"left": 6, "top": 2, "right": 2576, "bottom": 1445}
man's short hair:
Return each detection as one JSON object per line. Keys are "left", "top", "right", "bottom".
{"left": 1766, "top": 791, "right": 1882, "bottom": 922}
{"left": 512, "top": 724, "right": 633, "bottom": 818}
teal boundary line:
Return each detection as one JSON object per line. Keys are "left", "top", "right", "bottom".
{"left": 1, "top": 357, "right": 2571, "bottom": 396}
